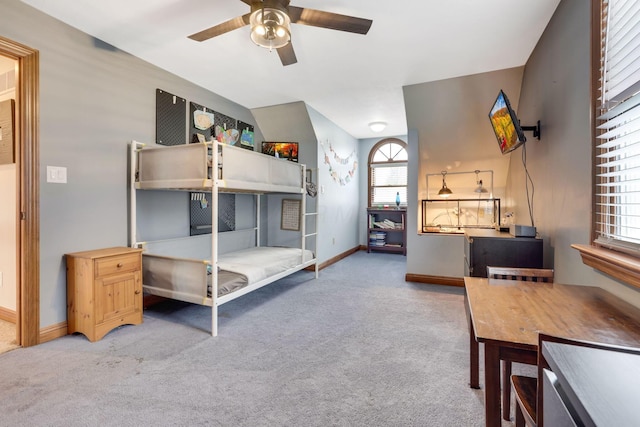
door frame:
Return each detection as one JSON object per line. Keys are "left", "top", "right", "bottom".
{"left": 0, "top": 36, "right": 40, "bottom": 347}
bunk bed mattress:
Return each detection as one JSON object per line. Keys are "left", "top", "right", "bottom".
{"left": 142, "top": 245, "right": 314, "bottom": 300}
{"left": 218, "top": 246, "right": 313, "bottom": 283}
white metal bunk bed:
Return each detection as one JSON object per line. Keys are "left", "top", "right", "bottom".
{"left": 129, "top": 140, "right": 318, "bottom": 336}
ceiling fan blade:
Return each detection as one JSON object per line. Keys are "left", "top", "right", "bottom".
{"left": 288, "top": 6, "right": 372, "bottom": 35}
{"left": 188, "top": 13, "right": 251, "bottom": 42}
{"left": 277, "top": 43, "right": 298, "bottom": 66}
{"left": 239, "top": 0, "right": 252, "bottom": 4}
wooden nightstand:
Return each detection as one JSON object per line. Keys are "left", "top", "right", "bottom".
{"left": 66, "top": 246, "right": 143, "bottom": 342}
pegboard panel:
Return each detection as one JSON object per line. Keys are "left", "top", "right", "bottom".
{"left": 237, "top": 120, "right": 255, "bottom": 151}
{"left": 156, "top": 88, "right": 186, "bottom": 146}
{"left": 190, "top": 101, "right": 215, "bottom": 143}
{"left": 190, "top": 192, "right": 236, "bottom": 235}
{"left": 213, "top": 111, "right": 236, "bottom": 134}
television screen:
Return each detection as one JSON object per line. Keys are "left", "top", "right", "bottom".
{"left": 488, "top": 90, "right": 527, "bottom": 154}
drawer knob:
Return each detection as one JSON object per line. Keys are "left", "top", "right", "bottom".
{"left": 135, "top": 290, "right": 141, "bottom": 295}
{"left": 117, "top": 263, "right": 123, "bottom": 268}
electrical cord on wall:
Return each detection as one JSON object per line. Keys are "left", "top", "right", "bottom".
{"left": 522, "top": 143, "right": 535, "bottom": 227}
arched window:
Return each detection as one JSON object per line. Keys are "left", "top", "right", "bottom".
{"left": 368, "top": 138, "right": 408, "bottom": 207}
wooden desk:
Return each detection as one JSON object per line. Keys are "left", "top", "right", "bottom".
{"left": 464, "top": 277, "right": 640, "bottom": 427}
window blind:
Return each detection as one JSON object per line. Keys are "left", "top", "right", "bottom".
{"left": 370, "top": 164, "right": 407, "bottom": 205}
{"left": 595, "top": 0, "right": 640, "bottom": 252}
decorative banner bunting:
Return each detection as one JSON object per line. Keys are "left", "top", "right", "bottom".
{"left": 321, "top": 140, "right": 357, "bottom": 186}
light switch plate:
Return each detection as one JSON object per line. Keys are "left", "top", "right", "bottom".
{"left": 47, "top": 166, "right": 67, "bottom": 183}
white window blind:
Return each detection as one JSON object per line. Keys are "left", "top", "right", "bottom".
{"left": 371, "top": 164, "right": 407, "bottom": 205}
{"left": 595, "top": 0, "right": 640, "bottom": 252}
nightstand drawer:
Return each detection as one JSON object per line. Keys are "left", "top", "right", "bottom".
{"left": 95, "top": 253, "right": 140, "bottom": 277}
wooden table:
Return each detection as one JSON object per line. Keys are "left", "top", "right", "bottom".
{"left": 464, "top": 277, "right": 640, "bottom": 427}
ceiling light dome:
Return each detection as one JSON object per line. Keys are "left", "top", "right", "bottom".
{"left": 369, "top": 121, "right": 387, "bottom": 132}
{"left": 250, "top": 7, "right": 291, "bottom": 50}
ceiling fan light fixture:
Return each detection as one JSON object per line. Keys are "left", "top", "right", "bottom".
{"left": 250, "top": 7, "right": 291, "bottom": 50}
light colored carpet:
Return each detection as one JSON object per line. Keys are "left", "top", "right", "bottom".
{"left": 0, "top": 319, "right": 18, "bottom": 354}
{"left": 0, "top": 251, "right": 520, "bottom": 426}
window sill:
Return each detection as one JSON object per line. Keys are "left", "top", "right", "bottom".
{"left": 572, "top": 244, "right": 640, "bottom": 290}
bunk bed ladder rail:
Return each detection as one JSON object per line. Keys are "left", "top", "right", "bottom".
{"left": 303, "top": 166, "right": 319, "bottom": 279}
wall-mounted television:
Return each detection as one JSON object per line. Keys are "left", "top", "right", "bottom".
{"left": 488, "top": 90, "right": 527, "bottom": 154}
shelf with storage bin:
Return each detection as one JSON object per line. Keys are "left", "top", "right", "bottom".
{"left": 367, "top": 208, "right": 406, "bottom": 255}
{"left": 422, "top": 198, "right": 500, "bottom": 234}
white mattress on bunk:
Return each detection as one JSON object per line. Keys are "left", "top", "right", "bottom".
{"left": 218, "top": 246, "right": 314, "bottom": 284}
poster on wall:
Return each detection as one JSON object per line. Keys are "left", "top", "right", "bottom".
{"left": 262, "top": 142, "right": 298, "bottom": 162}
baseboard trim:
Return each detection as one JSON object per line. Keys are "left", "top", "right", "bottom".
{"left": 405, "top": 273, "right": 465, "bottom": 287}
{"left": 305, "top": 246, "right": 361, "bottom": 271}
{"left": 39, "top": 321, "right": 68, "bottom": 344}
{"left": 318, "top": 246, "right": 360, "bottom": 270}
{"left": 0, "top": 306, "right": 16, "bottom": 323}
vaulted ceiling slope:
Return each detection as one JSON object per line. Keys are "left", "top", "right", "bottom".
{"left": 20, "top": 0, "right": 561, "bottom": 139}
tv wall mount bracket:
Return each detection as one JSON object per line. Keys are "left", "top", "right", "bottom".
{"left": 520, "top": 120, "right": 541, "bottom": 141}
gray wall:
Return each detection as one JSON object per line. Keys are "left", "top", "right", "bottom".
{"left": 506, "top": 0, "right": 640, "bottom": 306}
{"left": 403, "top": 67, "right": 524, "bottom": 278}
{"left": 1, "top": 1, "right": 264, "bottom": 327}
{"left": 308, "top": 106, "right": 360, "bottom": 260}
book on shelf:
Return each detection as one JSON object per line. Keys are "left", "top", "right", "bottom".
{"left": 372, "top": 220, "right": 401, "bottom": 229}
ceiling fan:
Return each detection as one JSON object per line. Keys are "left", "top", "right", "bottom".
{"left": 188, "top": 0, "right": 373, "bottom": 66}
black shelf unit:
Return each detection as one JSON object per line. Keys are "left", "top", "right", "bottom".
{"left": 367, "top": 208, "right": 406, "bottom": 255}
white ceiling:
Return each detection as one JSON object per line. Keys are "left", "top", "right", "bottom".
{"left": 21, "top": 0, "right": 561, "bottom": 139}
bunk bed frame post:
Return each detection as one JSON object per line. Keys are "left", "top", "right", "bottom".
{"left": 256, "top": 194, "right": 261, "bottom": 247}
{"left": 129, "top": 141, "right": 144, "bottom": 248}
{"left": 211, "top": 142, "right": 219, "bottom": 337}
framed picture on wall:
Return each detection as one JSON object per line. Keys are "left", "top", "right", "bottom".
{"left": 281, "top": 199, "right": 301, "bottom": 231}
{"left": 262, "top": 142, "right": 298, "bottom": 162}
